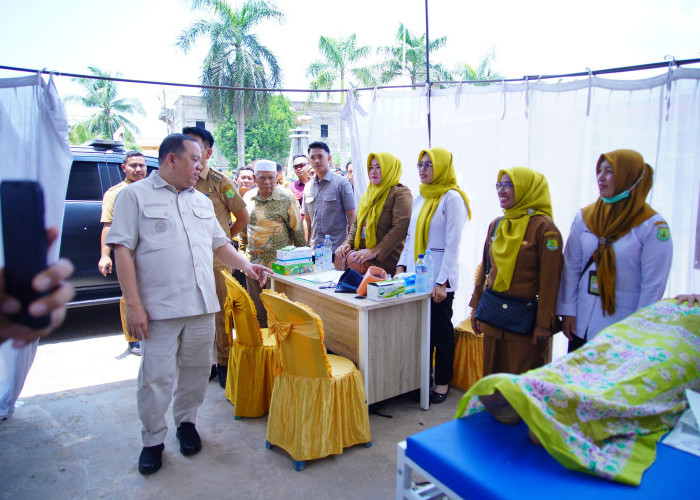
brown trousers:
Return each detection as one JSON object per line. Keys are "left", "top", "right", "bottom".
{"left": 214, "top": 266, "right": 231, "bottom": 365}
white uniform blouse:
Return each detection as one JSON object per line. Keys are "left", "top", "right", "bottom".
{"left": 397, "top": 190, "right": 468, "bottom": 293}
{"left": 556, "top": 210, "right": 673, "bottom": 340}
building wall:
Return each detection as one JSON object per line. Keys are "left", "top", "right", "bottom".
{"left": 170, "top": 95, "right": 347, "bottom": 171}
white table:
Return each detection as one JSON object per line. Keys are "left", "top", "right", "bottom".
{"left": 270, "top": 272, "right": 432, "bottom": 410}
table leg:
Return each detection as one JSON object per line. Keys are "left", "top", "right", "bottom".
{"left": 420, "top": 297, "right": 430, "bottom": 410}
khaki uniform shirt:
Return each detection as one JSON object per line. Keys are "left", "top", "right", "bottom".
{"left": 470, "top": 215, "right": 564, "bottom": 333}
{"left": 106, "top": 171, "right": 229, "bottom": 320}
{"left": 100, "top": 179, "right": 133, "bottom": 223}
{"left": 344, "top": 184, "right": 413, "bottom": 273}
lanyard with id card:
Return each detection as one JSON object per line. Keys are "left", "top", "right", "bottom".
{"left": 588, "top": 270, "right": 600, "bottom": 296}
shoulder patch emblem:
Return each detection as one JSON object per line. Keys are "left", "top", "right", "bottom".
{"left": 656, "top": 226, "right": 670, "bottom": 242}
{"left": 224, "top": 186, "right": 236, "bottom": 199}
{"left": 546, "top": 239, "right": 559, "bottom": 251}
{"left": 654, "top": 220, "right": 668, "bottom": 226}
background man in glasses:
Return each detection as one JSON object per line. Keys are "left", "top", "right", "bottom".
{"left": 289, "top": 154, "right": 312, "bottom": 207}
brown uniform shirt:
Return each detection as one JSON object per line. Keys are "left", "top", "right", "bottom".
{"left": 344, "top": 184, "right": 413, "bottom": 273}
{"left": 194, "top": 165, "right": 245, "bottom": 268}
{"left": 470, "top": 214, "right": 564, "bottom": 333}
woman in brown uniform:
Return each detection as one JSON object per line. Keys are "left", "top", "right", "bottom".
{"left": 335, "top": 152, "right": 412, "bottom": 274}
{"left": 470, "top": 167, "right": 563, "bottom": 378}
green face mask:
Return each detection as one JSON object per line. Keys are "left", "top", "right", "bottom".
{"left": 601, "top": 169, "right": 644, "bottom": 204}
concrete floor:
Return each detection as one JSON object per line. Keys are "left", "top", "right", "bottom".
{"left": 1, "top": 304, "right": 463, "bottom": 500}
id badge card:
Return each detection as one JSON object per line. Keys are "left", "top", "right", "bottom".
{"left": 361, "top": 222, "right": 367, "bottom": 240}
{"left": 588, "top": 270, "right": 600, "bottom": 296}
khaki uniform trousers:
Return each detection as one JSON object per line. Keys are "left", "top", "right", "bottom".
{"left": 138, "top": 314, "right": 214, "bottom": 447}
{"left": 214, "top": 265, "right": 231, "bottom": 365}
{"left": 119, "top": 296, "right": 138, "bottom": 343}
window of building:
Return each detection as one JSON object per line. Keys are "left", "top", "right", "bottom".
{"left": 196, "top": 121, "right": 206, "bottom": 129}
{"left": 320, "top": 124, "right": 328, "bottom": 138}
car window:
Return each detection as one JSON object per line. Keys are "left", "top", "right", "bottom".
{"left": 65, "top": 161, "right": 102, "bottom": 201}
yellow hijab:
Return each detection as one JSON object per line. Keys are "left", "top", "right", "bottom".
{"left": 491, "top": 167, "right": 553, "bottom": 292}
{"left": 354, "top": 152, "right": 402, "bottom": 249}
{"left": 414, "top": 147, "right": 471, "bottom": 260}
{"left": 581, "top": 149, "right": 656, "bottom": 316}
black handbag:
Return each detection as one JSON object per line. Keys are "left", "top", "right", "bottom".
{"left": 474, "top": 217, "right": 537, "bottom": 336}
{"left": 475, "top": 288, "right": 537, "bottom": 335}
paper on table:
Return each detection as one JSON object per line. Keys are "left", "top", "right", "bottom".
{"left": 661, "top": 388, "right": 700, "bottom": 457}
{"left": 296, "top": 270, "right": 344, "bottom": 284}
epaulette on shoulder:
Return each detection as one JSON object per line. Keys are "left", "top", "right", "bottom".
{"left": 209, "top": 169, "right": 223, "bottom": 182}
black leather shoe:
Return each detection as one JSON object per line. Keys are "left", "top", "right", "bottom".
{"left": 138, "top": 443, "right": 164, "bottom": 475}
{"left": 430, "top": 389, "right": 449, "bottom": 404}
{"left": 216, "top": 364, "right": 227, "bottom": 389}
{"left": 209, "top": 364, "right": 217, "bottom": 380}
{"left": 176, "top": 422, "right": 202, "bottom": 456}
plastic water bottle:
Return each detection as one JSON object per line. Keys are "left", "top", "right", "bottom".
{"left": 316, "top": 243, "right": 324, "bottom": 271}
{"left": 415, "top": 254, "right": 430, "bottom": 294}
{"left": 424, "top": 249, "right": 435, "bottom": 288}
{"left": 323, "top": 235, "right": 333, "bottom": 270}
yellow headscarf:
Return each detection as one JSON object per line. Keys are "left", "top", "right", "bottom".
{"left": 491, "top": 167, "right": 553, "bottom": 292}
{"left": 414, "top": 147, "right": 471, "bottom": 260}
{"left": 581, "top": 149, "right": 656, "bottom": 316}
{"left": 354, "top": 152, "right": 402, "bottom": 249}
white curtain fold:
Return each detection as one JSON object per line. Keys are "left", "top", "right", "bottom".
{"left": 343, "top": 68, "right": 700, "bottom": 322}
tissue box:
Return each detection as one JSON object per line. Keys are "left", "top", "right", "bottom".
{"left": 367, "top": 279, "right": 405, "bottom": 301}
{"left": 272, "top": 261, "right": 315, "bottom": 275}
{"left": 276, "top": 246, "right": 313, "bottom": 262}
{"left": 394, "top": 273, "right": 416, "bottom": 294}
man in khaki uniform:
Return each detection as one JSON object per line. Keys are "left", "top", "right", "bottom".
{"left": 98, "top": 150, "right": 147, "bottom": 355}
{"left": 107, "top": 133, "right": 270, "bottom": 475}
{"left": 183, "top": 126, "right": 249, "bottom": 388}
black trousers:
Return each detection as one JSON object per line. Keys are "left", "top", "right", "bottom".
{"left": 568, "top": 334, "right": 587, "bottom": 353}
{"left": 431, "top": 292, "right": 455, "bottom": 386}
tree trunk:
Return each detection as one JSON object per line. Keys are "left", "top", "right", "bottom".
{"left": 237, "top": 107, "right": 245, "bottom": 171}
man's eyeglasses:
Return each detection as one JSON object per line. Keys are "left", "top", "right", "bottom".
{"left": 293, "top": 163, "right": 308, "bottom": 169}
{"left": 495, "top": 182, "right": 514, "bottom": 191}
{"left": 416, "top": 162, "right": 433, "bottom": 171}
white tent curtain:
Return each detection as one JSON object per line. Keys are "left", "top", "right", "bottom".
{"left": 0, "top": 73, "right": 72, "bottom": 418}
{"left": 343, "top": 67, "right": 700, "bottom": 325}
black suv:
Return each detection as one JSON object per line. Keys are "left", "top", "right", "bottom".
{"left": 60, "top": 140, "right": 158, "bottom": 307}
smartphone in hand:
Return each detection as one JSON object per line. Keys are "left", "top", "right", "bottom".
{"left": 1, "top": 180, "right": 51, "bottom": 328}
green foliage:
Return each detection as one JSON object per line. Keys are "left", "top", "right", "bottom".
{"left": 375, "top": 23, "right": 449, "bottom": 86}
{"left": 214, "top": 94, "right": 294, "bottom": 165}
{"left": 451, "top": 49, "right": 504, "bottom": 85}
{"left": 65, "top": 66, "right": 145, "bottom": 142}
{"left": 307, "top": 34, "right": 375, "bottom": 104}
{"left": 177, "top": 0, "right": 284, "bottom": 168}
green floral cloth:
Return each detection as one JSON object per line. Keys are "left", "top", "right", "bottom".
{"left": 456, "top": 299, "right": 700, "bottom": 485}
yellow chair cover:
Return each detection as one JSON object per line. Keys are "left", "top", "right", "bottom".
{"left": 221, "top": 271, "right": 279, "bottom": 418}
{"left": 452, "top": 319, "right": 483, "bottom": 391}
{"left": 260, "top": 290, "right": 371, "bottom": 462}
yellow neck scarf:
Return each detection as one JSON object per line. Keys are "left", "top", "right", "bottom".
{"left": 491, "top": 167, "right": 553, "bottom": 292}
{"left": 354, "top": 152, "right": 402, "bottom": 249}
{"left": 415, "top": 147, "right": 471, "bottom": 260}
{"left": 581, "top": 149, "right": 656, "bottom": 316}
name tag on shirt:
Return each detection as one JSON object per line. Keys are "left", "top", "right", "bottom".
{"left": 306, "top": 196, "right": 314, "bottom": 203}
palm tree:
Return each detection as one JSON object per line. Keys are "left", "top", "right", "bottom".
{"left": 451, "top": 49, "right": 504, "bottom": 85}
{"left": 375, "top": 23, "right": 451, "bottom": 86}
{"left": 66, "top": 66, "right": 145, "bottom": 142}
{"left": 307, "top": 34, "right": 374, "bottom": 161}
{"left": 307, "top": 34, "right": 374, "bottom": 105}
{"left": 177, "top": 0, "right": 284, "bottom": 170}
